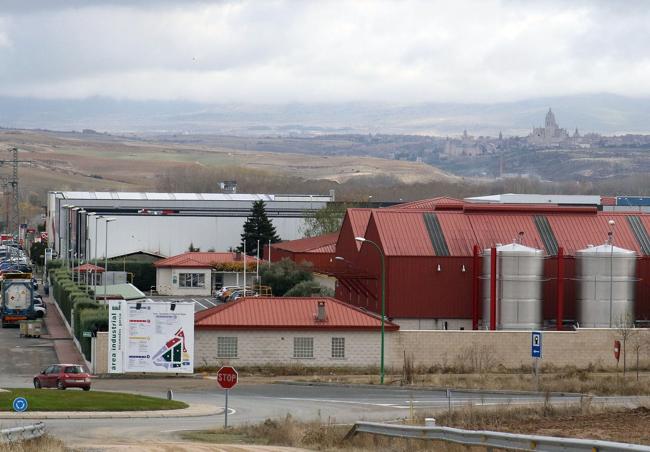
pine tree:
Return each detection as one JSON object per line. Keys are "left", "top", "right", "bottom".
{"left": 239, "top": 200, "right": 280, "bottom": 256}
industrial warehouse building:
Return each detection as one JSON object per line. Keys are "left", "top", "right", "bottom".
{"left": 46, "top": 191, "right": 333, "bottom": 260}
{"left": 328, "top": 197, "right": 650, "bottom": 330}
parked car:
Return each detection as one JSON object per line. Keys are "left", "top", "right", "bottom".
{"left": 34, "top": 364, "right": 91, "bottom": 391}
{"left": 226, "top": 288, "right": 258, "bottom": 302}
{"left": 216, "top": 286, "right": 241, "bottom": 301}
{"left": 33, "top": 297, "right": 46, "bottom": 318}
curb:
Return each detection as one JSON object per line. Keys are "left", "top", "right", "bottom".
{"left": 274, "top": 380, "right": 584, "bottom": 398}
{"left": 0, "top": 403, "right": 222, "bottom": 419}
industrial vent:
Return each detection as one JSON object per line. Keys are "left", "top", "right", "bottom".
{"left": 627, "top": 216, "right": 650, "bottom": 256}
{"left": 423, "top": 213, "right": 450, "bottom": 256}
{"left": 533, "top": 215, "right": 558, "bottom": 255}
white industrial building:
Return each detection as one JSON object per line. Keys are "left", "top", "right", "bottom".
{"left": 47, "top": 191, "right": 333, "bottom": 260}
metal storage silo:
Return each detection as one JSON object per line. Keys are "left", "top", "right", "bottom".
{"left": 576, "top": 244, "right": 636, "bottom": 328}
{"left": 482, "top": 243, "right": 545, "bottom": 330}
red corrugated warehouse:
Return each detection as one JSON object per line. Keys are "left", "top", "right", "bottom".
{"left": 331, "top": 198, "right": 650, "bottom": 330}
{"left": 263, "top": 232, "right": 338, "bottom": 272}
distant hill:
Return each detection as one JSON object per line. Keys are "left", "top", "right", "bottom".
{"left": 1, "top": 93, "right": 649, "bottom": 136}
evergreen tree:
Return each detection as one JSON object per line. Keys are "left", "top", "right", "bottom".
{"left": 239, "top": 200, "right": 280, "bottom": 256}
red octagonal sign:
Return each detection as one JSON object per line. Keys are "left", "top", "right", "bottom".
{"left": 216, "top": 366, "right": 238, "bottom": 389}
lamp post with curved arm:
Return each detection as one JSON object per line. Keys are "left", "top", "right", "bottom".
{"left": 355, "top": 236, "right": 385, "bottom": 384}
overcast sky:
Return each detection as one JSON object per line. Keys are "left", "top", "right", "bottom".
{"left": 1, "top": 0, "right": 649, "bottom": 104}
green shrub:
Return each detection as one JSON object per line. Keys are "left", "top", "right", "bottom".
{"left": 78, "top": 307, "right": 108, "bottom": 360}
{"left": 73, "top": 301, "right": 100, "bottom": 340}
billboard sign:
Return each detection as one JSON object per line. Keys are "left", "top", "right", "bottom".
{"left": 108, "top": 300, "right": 194, "bottom": 374}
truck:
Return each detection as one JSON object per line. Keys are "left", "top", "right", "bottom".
{"left": 1, "top": 274, "right": 36, "bottom": 328}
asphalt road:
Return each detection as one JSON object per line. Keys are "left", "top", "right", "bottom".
{"left": 0, "top": 301, "right": 644, "bottom": 448}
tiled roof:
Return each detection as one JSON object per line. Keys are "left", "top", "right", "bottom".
{"left": 154, "top": 252, "right": 250, "bottom": 268}
{"left": 195, "top": 297, "right": 399, "bottom": 330}
{"left": 272, "top": 232, "right": 338, "bottom": 254}
{"left": 72, "top": 263, "right": 105, "bottom": 273}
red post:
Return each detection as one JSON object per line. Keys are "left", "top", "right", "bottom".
{"left": 556, "top": 246, "right": 565, "bottom": 331}
{"left": 490, "top": 246, "right": 497, "bottom": 330}
{"left": 472, "top": 245, "right": 480, "bottom": 330}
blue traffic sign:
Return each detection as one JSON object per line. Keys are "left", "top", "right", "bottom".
{"left": 12, "top": 397, "right": 28, "bottom": 412}
{"left": 531, "top": 331, "right": 542, "bottom": 358}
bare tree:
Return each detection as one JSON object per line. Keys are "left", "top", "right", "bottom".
{"left": 616, "top": 314, "right": 635, "bottom": 377}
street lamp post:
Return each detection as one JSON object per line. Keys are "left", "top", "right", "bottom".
{"left": 354, "top": 236, "right": 385, "bottom": 384}
{"left": 93, "top": 215, "right": 104, "bottom": 299}
{"left": 77, "top": 210, "right": 86, "bottom": 286}
{"left": 608, "top": 219, "right": 615, "bottom": 328}
{"left": 103, "top": 218, "right": 117, "bottom": 300}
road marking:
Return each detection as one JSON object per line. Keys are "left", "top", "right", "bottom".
{"left": 203, "top": 298, "right": 217, "bottom": 307}
{"left": 192, "top": 299, "right": 207, "bottom": 309}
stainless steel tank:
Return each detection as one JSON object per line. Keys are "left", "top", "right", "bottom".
{"left": 482, "top": 243, "right": 545, "bottom": 330}
{"left": 576, "top": 244, "right": 636, "bottom": 328}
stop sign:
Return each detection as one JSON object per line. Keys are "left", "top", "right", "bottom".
{"left": 216, "top": 366, "right": 238, "bottom": 389}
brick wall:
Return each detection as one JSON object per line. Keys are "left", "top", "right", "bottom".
{"left": 195, "top": 329, "right": 396, "bottom": 368}
{"left": 389, "top": 328, "right": 650, "bottom": 370}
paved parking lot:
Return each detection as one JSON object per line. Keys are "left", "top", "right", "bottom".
{"left": 150, "top": 296, "right": 223, "bottom": 312}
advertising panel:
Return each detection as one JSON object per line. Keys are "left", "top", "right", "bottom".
{"left": 108, "top": 300, "right": 125, "bottom": 373}
{"left": 108, "top": 300, "right": 194, "bottom": 374}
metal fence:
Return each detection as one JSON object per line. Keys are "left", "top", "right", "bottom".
{"left": 346, "top": 421, "right": 650, "bottom": 452}
{"left": 0, "top": 423, "right": 46, "bottom": 443}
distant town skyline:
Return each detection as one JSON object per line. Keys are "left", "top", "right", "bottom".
{"left": 1, "top": 1, "right": 650, "bottom": 104}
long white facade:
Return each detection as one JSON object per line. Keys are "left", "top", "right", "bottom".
{"left": 47, "top": 191, "right": 333, "bottom": 259}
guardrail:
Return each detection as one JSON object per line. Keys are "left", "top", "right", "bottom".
{"left": 0, "top": 422, "right": 46, "bottom": 443}
{"left": 345, "top": 421, "right": 650, "bottom": 452}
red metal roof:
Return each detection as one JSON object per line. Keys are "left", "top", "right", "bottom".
{"left": 348, "top": 209, "right": 372, "bottom": 250}
{"left": 272, "top": 232, "right": 338, "bottom": 254}
{"left": 392, "top": 196, "right": 464, "bottom": 210}
{"left": 371, "top": 210, "right": 434, "bottom": 256}
{"left": 72, "top": 263, "right": 105, "bottom": 273}
{"left": 547, "top": 213, "right": 640, "bottom": 255}
{"left": 194, "top": 296, "right": 399, "bottom": 330}
{"left": 154, "top": 252, "right": 251, "bottom": 268}
{"left": 435, "top": 212, "right": 477, "bottom": 256}
{"left": 465, "top": 214, "right": 546, "bottom": 251}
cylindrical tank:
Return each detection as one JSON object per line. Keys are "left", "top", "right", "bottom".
{"left": 576, "top": 244, "right": 636, "bottom": 328}
{"left": 482, "top": 243, "right": 544, "bottom": 330}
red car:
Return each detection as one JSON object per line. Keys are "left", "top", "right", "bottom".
{"left": 33, "top": 364, "right": 91, "bottom": 391}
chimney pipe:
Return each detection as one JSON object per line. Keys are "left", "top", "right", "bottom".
{"left": 316, "top": 301, "right": 326, "bottom": 321}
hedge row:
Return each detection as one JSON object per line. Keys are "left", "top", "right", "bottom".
{"left": 48, "top": 259, "right": 156, "bottom": 292}
{"left": 48, "top": 263, "right": 107, "bottom": 360}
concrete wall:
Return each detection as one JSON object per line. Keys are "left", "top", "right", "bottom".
{"left": 394, "top": 318, "right": 473, "bottom": 331}
{"left": 195, "top": 329, "right": 396, "bottom": 368}
{"left": 390, "top": 328, "right": 650, "bottom": 370}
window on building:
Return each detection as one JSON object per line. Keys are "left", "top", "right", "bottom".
{"left": 178, "top": 272, "right": 205, "bottom": 288}
{"left": 293, "top": 337, "right": 314, "bottom": 359}
{"left": 331, "top": 337, "right": 345, "bottom": 359}
{"left": 217, "top": 337, "right": 238, "bottom": 358}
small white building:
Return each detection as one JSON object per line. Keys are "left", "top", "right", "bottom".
{"left": 154, "top": 252, "right": 258, "bottom": 296}
{"left": 194, "top": 296, "right": 399, "bottom": 368}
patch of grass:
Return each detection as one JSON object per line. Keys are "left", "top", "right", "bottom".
{"left": 0, "top": 389, "right": 188, "bottom": 412}
{"left": 0, "top": 435, "right": 65, "bottom": 452}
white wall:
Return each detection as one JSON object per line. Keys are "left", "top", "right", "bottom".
{"left": 88, "top": 215, "right": 309, "bottom": 259}
{"left": 156, "top": 267, "right": 212, "bottom": 296}
{"left": 196, "top": 329, "right": 392, "bottom": 368}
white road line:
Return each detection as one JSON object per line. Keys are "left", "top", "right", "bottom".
{"left": 203, "top": 299, "right": 217, "bottom": 307}
{"left": 192, "top": 298, "right": 207, "bottom": 309}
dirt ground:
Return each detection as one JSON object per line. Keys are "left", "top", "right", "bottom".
{"left": 485, "top": 406, "right": 650, "bottom": 445}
